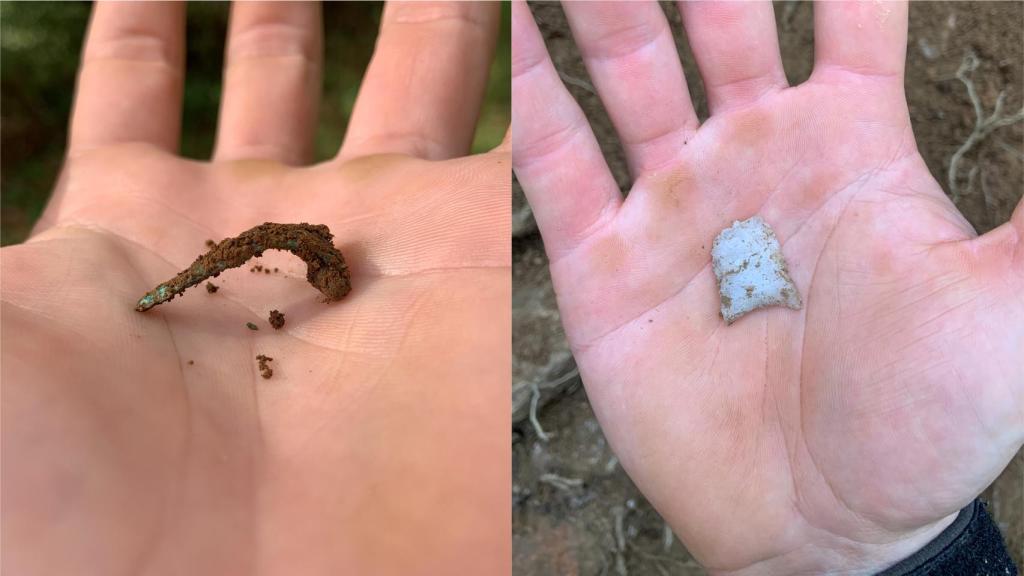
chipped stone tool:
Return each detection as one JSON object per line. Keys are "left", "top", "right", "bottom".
{"left": 711, "top": 216, "right": 802, "bottom": 324}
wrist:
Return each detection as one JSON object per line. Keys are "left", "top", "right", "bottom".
{"left": 709, "top": 512, "right": 959, "bottom": 576}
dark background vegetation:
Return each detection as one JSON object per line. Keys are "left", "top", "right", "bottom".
{"left": 0, "top": 1, "right": 510, "bottom": 245}
{"left": 512, "top": 2, "right": 1023, "bottom": 575}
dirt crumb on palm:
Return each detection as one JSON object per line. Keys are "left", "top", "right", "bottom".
{"left": 246, "top": 322, "right": 259, "bottom": 331}
{"left": 256, "top": 354, "right": 274, "bottom": 379}
{"left": 268, "top": 309, "right": 285, "bottom": 329}
{"left": 206, "top": 282, "right": 219, "bottom": 293}
{"left": 205, "top": 239, "right": 216, "bottom": 249}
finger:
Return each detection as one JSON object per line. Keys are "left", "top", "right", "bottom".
{"left": 512, "top": 1, "right": 621, "bottom": 259}
{"left": 69, "top": 1, "right": 185, "bottom": 155}
{"left": 676, "top": 0, "right": 787, "bottom": 114}
{"left": 340, "top": 2, "right": 500, "bottom": 161}
{"left": 214, "top": 1, "right": 322, "bottom": 165}
{"left": 562, "top": 1, "right": 697, "bottom": 175}
{"left": 813, "top": 0, "right": 908, "bottom": 81}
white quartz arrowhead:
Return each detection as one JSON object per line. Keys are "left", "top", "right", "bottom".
{"left": 711, "top": 216, "right": 802, "bottom": 324}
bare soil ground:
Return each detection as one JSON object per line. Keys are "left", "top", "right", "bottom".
{"left": 512, "top": 2, "right": 1023, "bottom": 574}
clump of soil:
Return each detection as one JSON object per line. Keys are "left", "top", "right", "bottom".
{"left": 135, "top": 223, "right": 352, "bottom": 312}
{"left": 251, "top": 264, "right": 263, "bottom": 272}
{"left": 256, "top": 354, "right": 273, "bottom": 379}
{"left": 206, "top": 282, "right": 219, "bottom": 293}
{"left": 205, "top": 239, "right": 216, "bottom": 249}
{"left": 246, "top": 322, "right": 259, "bottom": 331}
{"left": 268, "top": 309, "right": 285, "bottom": 329}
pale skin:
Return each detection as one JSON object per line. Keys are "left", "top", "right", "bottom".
{"left": 513, "top": 1, "right": 1022, "bottom": 574}
{"left": 1, "top": 2, "right": 509, "bottom": 575}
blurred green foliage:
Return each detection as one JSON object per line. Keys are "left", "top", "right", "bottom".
{"left": 1, "top": 1, "right": 510, "bottom": 246}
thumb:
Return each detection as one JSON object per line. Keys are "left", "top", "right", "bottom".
{"left": 971, "top": 196, "right": 1024, "bottom": 292}
{"left": 960, "top": 196, "right": 1024, "bottom": 426}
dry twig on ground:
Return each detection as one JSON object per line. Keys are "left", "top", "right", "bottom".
{"left": 528, "top": 366, "right": 580, "bottom": 442}
{"left": 538, "top": 473, "right": 584, "bottom": 491}
{"left": 530, "top": 383, "right": 552, "bottom": 442}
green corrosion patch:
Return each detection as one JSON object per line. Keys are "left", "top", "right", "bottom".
{"left": 135, "top": 223, "right": 352, "bottom": 312}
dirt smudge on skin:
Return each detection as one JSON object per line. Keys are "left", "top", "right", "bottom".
{"left": 642, "top": 165, "right": 698, "bottom": 217}
{"left": 635, "top": 163, "right": 708, "bottom": 248}
{"left": 585, "top": 233, "right": 630, "bottom": 278}
{"left": 772, "top": 165, "right": 847, "bottom": 223}
{"left": 799, "top": 167, "right": 845, "bottom": 205}
{"left": 718, "top": 107, "right": 775, "bottom": 160}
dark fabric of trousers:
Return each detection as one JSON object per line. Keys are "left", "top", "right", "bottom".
{"left": 879, "top": 500, "right": 1018, "bottom": 576}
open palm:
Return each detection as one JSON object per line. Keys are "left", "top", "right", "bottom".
{"left": 513, "top": 2, "right": 1022, "bottom": 574}
{"left": 2, "top": 3, "right": 508, "bottom": 575}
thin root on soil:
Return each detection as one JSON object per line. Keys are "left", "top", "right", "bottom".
{"left": 948, "top": 50, "right": 1024, "bottom": 204}
{"left": 530, "top": 383, "right": 552, "bottom": 442}
{"left": 135, "top": 223, "right": 351, "bottom": 312}
{"left": 538, "top": 473, "right": 584, "bottom": 491}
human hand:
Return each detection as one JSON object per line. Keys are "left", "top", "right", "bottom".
{"left": 512, "top": 1, "right": 1022, "bottom": 574}
{"left": 2, "top": 2, "right": 508, "bottom": 575}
